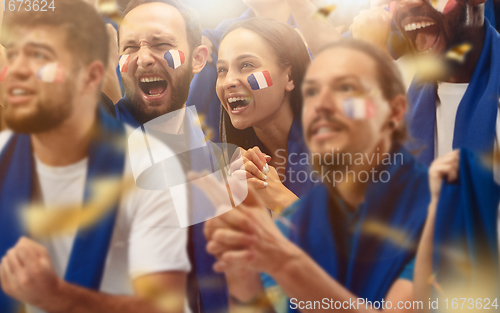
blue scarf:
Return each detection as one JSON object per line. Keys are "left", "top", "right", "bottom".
{"left": 0, "top": 108, "right": 126, "bottom": 313}
{"left": 433, "top": 149, "right": 500, "bottom": 301}
{"left": 406, "top": 19, "right": 500, "bottom": 166}
{"left": 115, "top": 101, "right": 229, "bottom": 313}
{"left": 281, "top": 145, "right": 429, "bottom": 307}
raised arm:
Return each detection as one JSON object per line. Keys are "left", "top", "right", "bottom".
{"left": 285, "top": 0, "right": 342, "bottom": 56}
{"left": 414, "top": 151, "right": 460, "bottom": 313}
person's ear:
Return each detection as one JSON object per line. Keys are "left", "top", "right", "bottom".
{"left": 83, "top": 61, "right": 105, "bottom": 95}
{"left": 387, "top": 94, "right": 407, "bottom": 128}
{"left": 285, "top": 67, "right": 295, "bottom": 92}
{"left": 191, "top": 45, "right": 208, "bottom": 75}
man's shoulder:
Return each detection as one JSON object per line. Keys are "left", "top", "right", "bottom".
{"left": 0, "top": 129, "right": 14, "bottom": 154}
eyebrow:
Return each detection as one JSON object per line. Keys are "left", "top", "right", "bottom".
{"left": 217, "top": 53, "right": 260, "bottom": 65}
{"left": 123, "top": 34, "right": 178, "bottom": 46}
{"left": 5, "top": 42, "right": 57, "bottom": 57}
{"left": 303, "top": 75, "right": 360, "bottom": 85}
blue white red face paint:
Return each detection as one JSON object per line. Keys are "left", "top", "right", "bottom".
{"left": 164, "top": 50, "right": 185, "bottom": 69}
{"left": 119, "top": 55, "right": 130, "bottom": 73}
{"left": 36, "top": 63, "right": 65, "bottom": 83}
{"left": 342, "top": 97, "right": 376, "bottom": 120}
{"left": 0, "top": 66, "right": 7, "bottom": 82}
{"left": 247, "top": 71, "right": 273, "bottom": 90}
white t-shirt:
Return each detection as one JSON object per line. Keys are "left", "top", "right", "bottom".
{"left": 0, "top": 128, "right": 190, "bottom": 313}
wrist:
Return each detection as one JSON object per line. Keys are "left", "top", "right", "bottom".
{"left": 269, "top": 241, "right": 304, "bottom": 280}
{"left": 40, "top": 280, "right": 74, "bottom": 313}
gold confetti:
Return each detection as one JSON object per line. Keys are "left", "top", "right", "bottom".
{"left": 361, "top": 220, "right": 412, "bottom": 249}
{"left": 313, "top": 5, "right": 337, "bottom": 20}
{"left": 23, "top": 176, "right": 136, "bottom": 238}
{"left": 98, "top": 0, "right": 123, "bottom": 24}
{"left": 428, "top": 273, "right": 444, "bottom": 294}
{"left": 412, "top": 54, "right": 448, "bottom": 81}
{"left": 135, "top": 277, "right": 185, "bottom": 312}
{"left": 445, "top": 43, "right": 473, "bottom": 63}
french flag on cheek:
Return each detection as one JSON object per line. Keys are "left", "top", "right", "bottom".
{"left": 0, "top": 66, "right": 7, "bottom": 82}
{"left": 164, "top": 50, "right": 185, "bottom": 69}
{"left": 247, "top": 71, "right": 273, "bottom": 90}
{"left": 342, "top": 98, "right": 376, "bottom": 120}
{"left": 36, "top": 63, "right": 65, "bottom": 83}
{"left": 119, "top": 55, "right": 130, "bottom": 73}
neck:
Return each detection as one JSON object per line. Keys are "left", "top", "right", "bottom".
{"left": 252, "top": 100, "right": 294, "bottom": 164}
{"left": 444, "top": 24, "right": 486, "bottom": 83}
{"left": 252, "top": 2, "right": 291, "bottom": 23}
{"left": 32, "top": 103, "right": 97, "bottom": 167}
{"left": 330, "top": 139, "right": 393, "bottom": 209}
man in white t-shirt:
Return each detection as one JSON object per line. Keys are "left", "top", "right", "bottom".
{"left": 0, "top": 1, "right": 189, "bottom": 312}
{"left": 391, "top": 0, "right": 500, "bottom": 167}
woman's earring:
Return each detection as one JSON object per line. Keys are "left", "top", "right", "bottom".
{"left": 388, "top": 121, "right": 396, "bottom": 129}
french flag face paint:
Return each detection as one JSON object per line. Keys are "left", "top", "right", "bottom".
{"left": 164, "top": 50, "right": 185, "bottom": 69}
{"left": 36, "top": 63, "right": 65, "bottom": 84}
{"left": 0, "top": 66, "right": 7, "bottom": 82}
{"left": 247, "top": 71, "right": 273, "bottom": 91}
{"left": 430, "top": 0, "right": 458, "bottom": 14}
{"left": 342, "top": 97, "right": 376, "bottom": 120}
{"left": 119, "top": 55, "right": 130, "bottom": 73}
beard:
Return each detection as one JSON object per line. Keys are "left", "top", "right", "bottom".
{"left": 122, "top": 60, "right": 193, "bottom": 125}
{"left": 2, "top": 80, "right": 74, "bottom": 134}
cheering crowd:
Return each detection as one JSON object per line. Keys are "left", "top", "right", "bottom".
{"left": 0, "top": 0, "right": 499, "bottom": 312}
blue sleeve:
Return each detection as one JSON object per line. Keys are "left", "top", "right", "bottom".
{"left": 398, "top": 258, "right": 415, "bottom": 281}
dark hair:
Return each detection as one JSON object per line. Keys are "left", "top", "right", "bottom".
{"left": 219, "top": 18, "right": 311, "bottom": 149}
{"left": 122, "top": 0, "right": 202, "bottom": 53}
{"left": 319, "top": 40, "right": 408, "bottom": 144}
{"left": 2, "top": 0, "right": 109, "bottom": 69}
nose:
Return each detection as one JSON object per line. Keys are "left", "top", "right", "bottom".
{"left": 136, "top": 46, "right": 156, "bottom": 69}
{"left": 221, "top": 69, "right": 242, "bottom": 90}
{"left": 7, "top": 53, "right": 31, "bottom": 81}
{"left": 314, "top": 88, "right": 339, "bottom": 115}
{"left": 397, "top": 0, "right": 424, "bottom": 9}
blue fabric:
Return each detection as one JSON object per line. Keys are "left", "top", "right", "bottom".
{"left": 432, "top": 149, "right": 500, "bottom": 301}
{"left": 485, "top": 0, "right": 498, "bottom": 31}
{"left": 115, "top": 97, "right": 141, "bottom": 129}
{"left": 406, "top": 19, "right": 500, "bottom": 166}
{"left": 248, "top": 118, "right": 314, "bottom": 198}
{"left": 0, "top": 108, "right": 126, "bottom": 313}
{"left": 264, "top": 145, "right": 430, "bottom": 307}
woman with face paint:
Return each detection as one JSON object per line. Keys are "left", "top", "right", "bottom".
{"left": 216, "top": 18, "right": 313, "bottom": 212}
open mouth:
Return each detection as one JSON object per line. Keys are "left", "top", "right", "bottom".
{"left": 227, "top": 96, "right": 251, "bottom": 112}
{"left": 138, "top": 76, "right": 168, "bottom": 97}
{"left": 403, "top": 19, "right": 440, "bottom": 53}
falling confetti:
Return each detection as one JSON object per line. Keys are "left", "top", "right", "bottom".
{"left": 412, "top": 54, "right": 448, "bottom": 81}
{"left": 313, "top": 5, "right": 337, "bottom": 20}
{"left": 23, "top": 176, "right": 135, "bottom": 238}
{"left": 428, "top": 273, "right": 444, "bottom": 294}
{"left": 445, "top": 43, "right": 473, "bottom": 63}
{"left": 98, "top": 0, "right": 123, "bottom": 24}
{"left": 361, "top": 220, "right": 412, "bottom": 249}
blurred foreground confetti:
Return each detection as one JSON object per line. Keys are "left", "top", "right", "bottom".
{"left": 98, "top": 0, "right": 122, "bottom": 24}
{"left": 445, "top": 43, "right": 473, "bottom": 63}
{"left": 313, "top": 5, "right": 337, "bottom": 20}
{"left": 23, "top": 176, "right": 135, "bottom": 238}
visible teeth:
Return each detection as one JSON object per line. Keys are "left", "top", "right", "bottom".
{"left": 140, "top": 76, "right": 165, "bottom": 83}
{"left": 228, "top": 96, "right": 250, "bottom": 104}
{"left": 12, "top": 89, "right": 28, "bottom": 96}
{"left": 404, "top": 21, "right": 435, "bottom": 32}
